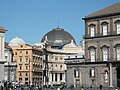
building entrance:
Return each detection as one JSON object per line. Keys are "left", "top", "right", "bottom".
{"left": 116, "top": 66, "right": 120, "bottom": 87}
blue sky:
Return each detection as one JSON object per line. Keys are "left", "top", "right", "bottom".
{"left": 0, "top": 0, "right": 119, "bottom": 45}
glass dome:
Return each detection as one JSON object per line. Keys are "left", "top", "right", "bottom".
{"left": 9, "top": 37, "right": 26, "bottom": 46}
{"left": 41, "top": 27, "right": 76, "bottom": 47}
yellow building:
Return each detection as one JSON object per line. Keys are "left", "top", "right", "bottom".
{"left": 9, "top": 37, "right": 43, "bottom": 87}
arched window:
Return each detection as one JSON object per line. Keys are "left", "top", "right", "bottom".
{"left": 100, "top": 45, "right": 109, "bottom": 61}
{"left": 117, "top": 23, "right": 120, "bottom": 34}
{"left": 90, "top": 68, "right": 95, "bottom": 77}
{"left": 114, "top": 20, "right": 120, "bottom": 34}
{"left": 117, "top": 47, "right": 120, "bottom": 61}
{"left": 90, "top": 49, "right": 95, "bottom": 62}
{"left": 89, "top": 24, "right": 95, "bottom": 37}
{"left": 90, "top": 26, "right": 95, "bottom": 37}
{"left": 114, "top": 44, "right": 120, "bottom": 61}
{"left": 103, "top": 48, "right": 108, "bottom": 61}
{"left": 74, "top": 69, "right": 79, "bottom": 77}
{"left": 101, "top": 22, "right": 108, "bottom": 35}
{"left": 60, "top": 65, "right": 62, "bottom": 69}
{"left": 104, "top": 70, "right": 108, "bottom": 82}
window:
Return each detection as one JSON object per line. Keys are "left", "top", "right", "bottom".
{"left": 5, "top": 56, "right": 8, "bottom": 59}
{"left": 20, "top": 51, "right": 22, "bottom": 56}
{"left": 60, "top": 57, "right": 63, "bottom": 60}
{"left": 40, "top": 58, "right": 42, "bottom": 60}
{"left": 90, "top": 49, "right": 95, "bottom": 62}
{"left": 68, "top": 56, "right": 70, "bottom": 58}
{"left": 26, "top": 58, "right": 28, "bottom": 63}
{"left": 15, "top": 52, "right": 17, "bottom": 55}
{"left": 26, "top": 73, "right": 28, "bottom": 76}
{"left": 19, "top": 78, "right": 22, "bottom": 81}
{"left": 90, "top": 69, "right": 95, "bottom": 77}
{"left": 103, "top": 48, "right": 108, "bottom": 61}
{"left": 115, "top": 20, "right": 120, "bottom": 34}
{"left": 74, "top": 70, "right": 79, "bottom": 77}
{"left": 117, "top": 48, "right": 120, "bottom": 61}
{"left": 104, "top": 71, "right": 108, "bottom": 82}
{"left": 90, "top": 26, "right": 95, "bottom": 37}
{"left": 26, "top": 51, "right": 28, "bottom": 55}
{"left": 40, "top": 65, "right": 42, "bottom": 68}
{"left": 102, "top": 25, "right": 107, "bottom": 35}
{"left": 51, "top": 56, "right": 53, "bottom": 59}
{"left": 52, "top": 73, "right": 54, "bottom": 81}
{"left": 20, "top": 58, "right": 22, "bottom": 62}
{"left": 76, "top": 80, "right": 80, "bottom": 87}
{"left": 55, "top": 73, "right": 57, "bottom": 81}
{"left": 117, "top": 23, "right": 120, "bottom": 34}
{"left": 55, "top": 57, "right": 58, "bottom": 60}
{"left": 89, "top": 24, "right": 95, "bottom": 37}
{"left": 92, "top": 80, "right": 95, "bottom": 84}
{"left": 21, "top": 45, "right": 23, "bottom": 48}
{"left": 60, "top": 65, "right": 62, "bottom": 69}
{"left": 20, "top": 66, "right": 22, "bottom": 70}
{"left": 60, "top": 73, "right": 62, "bottom": 80}
{"left": 20, "top": 73, "right": 22, "bottom": 76}
{"left": 25, "top": 78, "right": 28, "bottom": 81}
{"left": 26, "top": 66, "right": 28, "bottom": 70}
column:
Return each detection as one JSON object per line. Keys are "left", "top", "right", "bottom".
{"left": 53, "top": 73, "right": 55, "bottom": 82}
{"left": 97, "top": 20, "right": 100, "bottom": 35}
{"left": 49, "top": 73, "right": 52, "bottom": 84}
{"left": 110, "top": 18, "right": 113, "bottom": 35}
{"left": 63, "top": 73, "right": 65, "bottom": 82}
{"left": 0, "top": 36, "right": 5, "bottom": 61}
{"left": 57, "top": 73, "right": 60, "bottom": 84}
{"left": 1, "top": 36, "right": 4, "bottom": 60}
{"left": 43, "top": 76, "right": 46, "bottom": 85}
{"left": 97, "top": 40, "right": 100, "bottom": 61}
{"left": 109, "top": 63, "right": 113, "bottom": 87}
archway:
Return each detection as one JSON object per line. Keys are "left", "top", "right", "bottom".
{"left": 116, "top": 67, "right": 120, "bottom": 87}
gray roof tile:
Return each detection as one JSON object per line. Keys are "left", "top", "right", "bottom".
{"left": 85, "top": 2, "right": 120, "bottom": 18}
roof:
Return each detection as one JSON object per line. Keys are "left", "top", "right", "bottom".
{"left": 0, "top": 27, "right": 7, "bottom": 33}
{"left": 41, "top": 27, "right": 76, "bottom": 47}
{"left": 9, "top": 37, "right": 26, "bottom": 46}
{"left": 84, "top": 2, "right": 120, "bottom": 19}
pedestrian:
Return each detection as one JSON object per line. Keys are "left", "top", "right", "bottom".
{"left": 0, "top": 85, "right": 3, "bottom": 90}
{"left": 81, "top": 86, "right": 84, "bottom": 90}
{"left": 57, "top": 87, "right": 60, "bottom": 90}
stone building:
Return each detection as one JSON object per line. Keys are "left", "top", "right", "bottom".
{"left": 83, "top": 2, "right": 120, "bottom": 88}
{"left": 4, "top": 45, "right": 17, "bottom": 82}
{"left": 0, "top": 27, "right": 7, "bottom": 86}
{"left": 65, "top": 54, "right": 85, "bottom": 88}
{"left": 65, "top": 2, "right": 120, "bottom": 89}
{"left": 9, "top": 37, "right": 43, "bottom": 87}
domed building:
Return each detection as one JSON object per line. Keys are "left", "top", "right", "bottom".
{"left": 9, "top": 37, "right": 26, "bottom": 46}
{"left": 38, "top": 27, "right": 85, "bottom": 87}
{"left": 41, "top": 27, "right": 76, "bottom": 48}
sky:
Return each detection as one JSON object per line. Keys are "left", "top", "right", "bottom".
{"left": 0, "top": 0, "right": 119, "bottom": 45}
